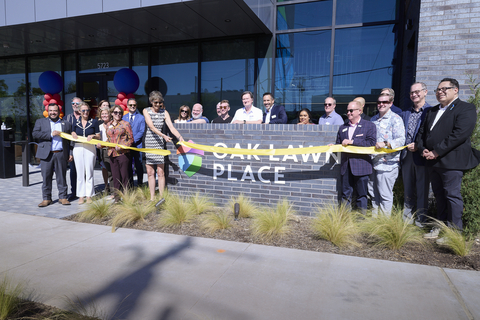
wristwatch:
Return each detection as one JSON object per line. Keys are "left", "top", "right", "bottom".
{"left": 244, "top": 120, "right": 246, "bottom": 124}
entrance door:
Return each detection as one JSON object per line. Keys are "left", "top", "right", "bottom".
{"left": 77, "top": 73, "right": 117, "bottom": 108}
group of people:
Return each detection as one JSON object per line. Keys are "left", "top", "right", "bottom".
{"left": 336, "top": 78, "right": 479, "bottom": 242}
{"left": 34, "top": 90, "right": 183, "bottom": 207}
{"left": 34, "top": 78, "right": 479, "bottom": 241}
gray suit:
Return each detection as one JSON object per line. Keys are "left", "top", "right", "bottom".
{"left": 32, "top": 117, "right": 72, "bottom": 200}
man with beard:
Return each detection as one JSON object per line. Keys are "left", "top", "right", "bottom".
{"left": 262, "top": 93, "right": 287, "bottom": 124}
{"left": 33, "top": 103, "right": 73, "bottom": 207}
{"left": 188, "top": 103, "right": 209, "bottom": 123}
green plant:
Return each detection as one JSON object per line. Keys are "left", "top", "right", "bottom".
{"left": 434, "top": 220, "right": 473, "bottom": 256}
{"left": 227, "top": 193, "right": 258, "bottom": 218}
{"left": 461, "top": 74, "right": 480, "bottom": 239}
{"left": 77, "top": 192, "right": 113, "bottom": 222}
{"left": 311, "top": 203, "right": 360, "bottom": 248}
{"left": 201, "top": 211, "right": 233, "bottom": 233}
{"left": 0, "top": 275, "right": 24, "bottom": 320}
{"left": 251, "top": 198, "right": 295, "bottom": 240}
{"left": 188, "top": 192, "right": 215, "bottom": 215}
{"left": 361, "top": 208, "right": 424, "bottom": 250}
{"left": 158, "top": 193, "right": 194, "bottom": 227}
{"left": 111, "top": 188, "right": 156, "bottom": 232}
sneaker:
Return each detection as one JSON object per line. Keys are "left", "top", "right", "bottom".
{"left": 415, "top": 220, "right": 425, "bottom": 228}
{"left": 436, "top": 237, "right": 447, "bottom": 245}
{"left": 424, "top": 227, "right": 441, "bottom": 239}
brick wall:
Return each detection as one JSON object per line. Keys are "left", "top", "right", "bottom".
{"left": 166, "top": 123, "right": 341, "bottom": 216}
{"left": 417, "top": 0, "right": 480, "bottom": 103}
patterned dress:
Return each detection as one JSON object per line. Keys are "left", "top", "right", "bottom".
{"left": 144, "top": 107, "right": 165, "bottom": 164}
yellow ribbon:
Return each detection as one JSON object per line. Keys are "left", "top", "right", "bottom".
{"left": 60, "top": 132, "right": 171, "bottom": 156}
{"left": 177, "top": 141, "right": 406, "bottom": 156}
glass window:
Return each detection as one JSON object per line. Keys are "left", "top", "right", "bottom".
{"left": 64, "top": 53, "right": 77, "bottom": 116}
{"left": 275, "top": 31, "right": 331, "bottom": 116}
{"left": 79, "top": 49, "right": 129, "bottom": 74}
{"left": 277, "top": 1, "right": 333, "bottom": 31}
{"left": 332, "top": 25, "right": 395, "bottom": 115}
{"left": 132, "top": 48, "right": 149, "bottom": 112}
{"left": 201, "top": 39, "right": 255, "bottom": 121}
{"left": 151, "top": 43, "right": 198, "bottom": 119}
{"left": 0, "top": 58, "right": 26, "bottom": 161}
{"left": 336, "top": 0, "right": 397, "bottom": 25}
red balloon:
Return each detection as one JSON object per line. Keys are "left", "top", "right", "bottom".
{"left": 44, "top": 93, "right": 52, "bottom": 100}
{"left": 115, "top": 99, "right": 122, "bottom": 106}
{"left": 126, "top": 93, "right": 135, "bottom": 99}
{"left": 58, "top": 105, "right": 62, "bottom": 112}
{"left": 45, "top": 105, "right": 48, "bottom": 111}
{"left": 43, "top": 100, "right": 49, "bottom": 106}
{"left": 58, "top": 100, "right": 64, "bottom": 107}
{"left": 117, "top": 92, "right": 126, "bottom": 100}
{"left": 49, "top": 99, "right": 58, "bottom": 105}
{"left": 52, "top": 93, "right": 61, "bottom": 101}
{"left": 123, "top": 105, "right": 128, "bottom": 111}
{"left": 122, "top": 98, "right": 128, "bottom": 106}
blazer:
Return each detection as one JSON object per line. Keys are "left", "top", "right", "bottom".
{"left": 416, "top": 98, "right": 479, "bottom": 170}
{"left": 32, "top": 117, "right": 72, "bottom": 161}
{"left": 400, "top": 102, "right": 431, "bottom": 165}
{"left": 263, "top": 105, "right": 288, "bottom": 124}
{"left": 336, "top": 119, "right": 377, "bottom": 176}
{"left": 123, "top": 111, "right": 146, "bottom": 148}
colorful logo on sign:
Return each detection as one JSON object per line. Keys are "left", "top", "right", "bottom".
{"left": 177, "top": 140, "right": 204, "bottom": 177}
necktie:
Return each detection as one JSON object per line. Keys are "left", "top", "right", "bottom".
{"left": 130, "top": 115, "right": 134, "bottom": 124}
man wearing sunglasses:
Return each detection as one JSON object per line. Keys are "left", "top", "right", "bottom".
{"left": 262, "top": 93, "right": 287, "bottom": 124}
{"left": 64, "top": 97, "right": 82, "bottom": 200}
{"left": 417, "top": 78, "right": 480, "bottom": 240}
{"left": 318, "top": 97, "right": 344, "bottom": 125}
{"left": 122, "top": 98, "right": 145, "bottom": 186}
{"left": 212, "top": 100, "right": 232, "bottom": 123}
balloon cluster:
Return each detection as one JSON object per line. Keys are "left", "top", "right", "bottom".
{"left": 113, "top": 68, "right": 140, "bottom": 115}
{"left": 43, "top": 93, "right": 65, "bottom": 118}
{"left": 39, "top": 71, "right": 64, "bottom": 118}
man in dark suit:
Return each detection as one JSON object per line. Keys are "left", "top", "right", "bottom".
{"left": 262, "top": 93, "right": 287, "bottom": 124}
{"left": 123, "top": 98, "right": 145, "bottom": 186}
{"left": 401, "top": 82, "right": 431, "bottom": 227}
{"left": 335, "top": 100, "right": 376, "bottom": 213}
{"left": 32, "top": 103, "right": 73, "bottom": 207}
{"left": 416, "top": 78, "right": 479, "bottom": 238}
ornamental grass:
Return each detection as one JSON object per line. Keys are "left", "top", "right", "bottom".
{"left": 0, "top": 275, "right": 25, "bottom": 320}
{"left": 227, "top": 193, "right": 258, "bottom": 218}
{"left": 188, "top": 192, "right": 215, "bottom": 215}
{"left": 311, "top": 203, "right": 361, "bottom": 248}
{"left": 77, "top": 192, "right": 113, "bottom": 222}
{"left": 433, "top": 220, "right": 473, "bottom": 257}
{"left": 201, "top": 211, "right": 233, "bottom": 233}
{"left": 361, "top": 208, "right": 424, "bottom": 250}
{"left": 251, "top": 198, "right": 295, "bottom": 240}
{"left": 111, "top": 188, "right": 156, "bottom": 232}
{"left": 158, "top": 193, "right": 195, "bottom": 227}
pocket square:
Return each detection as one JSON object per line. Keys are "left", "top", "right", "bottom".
{"left": 356, "top": 134, "right": 364, "bottom": 137}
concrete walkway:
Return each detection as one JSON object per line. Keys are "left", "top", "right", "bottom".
{"left": 0, "top": 165, "right": 479, "bottom": 319}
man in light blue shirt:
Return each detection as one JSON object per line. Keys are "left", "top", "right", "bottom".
{"left": 318, "top": 97, "right": 344, "bottom": 125}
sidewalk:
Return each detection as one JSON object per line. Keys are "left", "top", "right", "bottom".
{"left": 0, "top": 165, "right": 479, "bottom": 320}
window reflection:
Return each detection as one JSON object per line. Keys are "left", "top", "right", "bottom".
{"left": 64, "top": 53, "right": 77, "bottom": 116}
{"left": 336, "top": 0, "right": 397, "bottom": 25}
{"left": 277, "top": 1, "right": 333, "bottom": 31}
{"left": 275, "top": 31, "right": 331, "bottom": 114}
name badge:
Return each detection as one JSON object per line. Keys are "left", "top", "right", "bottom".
{"left": 272, "top": 115, "right": 277, "bottom": 119}
{"left": 342, "top": 128, "right": 348, "bottom": 132}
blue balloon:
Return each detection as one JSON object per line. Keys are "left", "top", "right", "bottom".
{"left": 38, "top": 71, "right": 63, "bottom": 94}
{"left": 114, "top": 68, "right": 140, "bottom": 94}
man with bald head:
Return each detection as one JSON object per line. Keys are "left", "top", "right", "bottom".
{"left": 188, "top": 103, "right": 209, "bottom": 123}
{"left": 334, "top": 100, "right": 376, "bottom": 213}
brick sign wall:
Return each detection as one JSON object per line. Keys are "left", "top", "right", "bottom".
{"left": 166, "top": 123, "right": 341, "bottom": 216}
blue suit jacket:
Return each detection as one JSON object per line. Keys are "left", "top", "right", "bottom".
{"left": 336, "top": 119, "right": 376, "bottom": 176}
{"left": 400, "top": 102, "right": 431, "bottom": 165}
{"left": 123, "top": 111, "right": 145, "bottom": 148}
{"left": 263, "top": 105, "right": 287, "bottom": 124}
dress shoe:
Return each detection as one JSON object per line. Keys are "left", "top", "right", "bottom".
{"left": 78, "top": 197, "right": 85, "bottom": 205}
{"left": 59, "top": 199, "right": 71, "bottom": 205}
{"left": 38, "top": 200, "right": 52, "bottom": 207}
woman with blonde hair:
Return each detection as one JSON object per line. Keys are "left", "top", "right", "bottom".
{"left": 96, "top": 101, "right": 113, "bottom": 195}
{"left": 143, "top": 91, "right": 184, "bottom": 200}
{"left": 175, "top": 105, "right": 191, "bottom": 123}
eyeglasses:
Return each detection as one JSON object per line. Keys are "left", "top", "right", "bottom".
{"left": 128, "top": 104, "right": 137, "bottom": 107}
{"left": 180, "top": 110, "right": 188, "bottom": 113}
{"left": 219, "top": 106, "right": 228, "bottom": 110}
{"left": 410, "top": 90, "right": 424, "bottom": 96}
{"left": 324, "top": 103, "right": 333, "bottom": 106}
{"left": 112, "top": 111, "right": 122, "bottom": 115}
{"left": 153, "top": 101, "right": 163, "bottom": 104}
{"left": 72, "top": 102, "right": 80, "bottom": 106}
{"left": 434, "top": 87, "right": 454, "bottom": 94}
{"left": 80, "top": 110, "right": 90, "bottom": 113}
{"left": 377, "top": 100, "right": 391, "bottom": 105}
{"left": 346, "top": 109, "right": 359, "bottom": 113}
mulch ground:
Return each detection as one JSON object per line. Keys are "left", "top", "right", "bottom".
{"left": 64, "top": 211, "right": 480, "bottom": 271}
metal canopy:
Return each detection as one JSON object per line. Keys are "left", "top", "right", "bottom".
{"left": 0, "top": 0, "right": 271, "bottom": 58}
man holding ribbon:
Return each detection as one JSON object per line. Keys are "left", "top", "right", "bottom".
{"left": 123, "top": 98, "right": 145, "bottom": 186}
